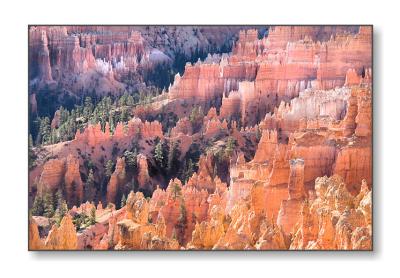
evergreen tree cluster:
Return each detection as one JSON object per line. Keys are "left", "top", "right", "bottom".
{"left": 189, "top": 106, "right": 204, "bottom": 133}
{"left": 31, "top": 189, "right": 69, "bottom": 226}
{"left": 29, "top": 92, "right": 143, "bottom": 148}
{"left": 72, "top": 207, "right": 96, "bottom": 231}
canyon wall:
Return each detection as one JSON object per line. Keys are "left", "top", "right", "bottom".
{"left": 29, "top": 26, "right": 372, "bottom": 250}
{"left": 163, "top": 26, "right": 371, "bottom": 125}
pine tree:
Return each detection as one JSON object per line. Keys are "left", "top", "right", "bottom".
{"left": 154, "top": 141, "right": 164, "bottom": 167}
{"left": 109, "top": 112, "right": 115, "bottom": 132}
{"left": 171, "top": 182, "right": 182, "bottom": 200}
{"left": 89, "top": 207, "right": 96, "bottom": 225}
{"left": 255, "top": 126, "right": 262, "bottom": 141}
{"left": 61, "top": 199, "right": 68, "bottom": 215}
{"left": 175, "top": 202, "right": 187, "bottom": 245}
{"left": 225, "top": 137, "right": 236, "bottom": 158}
{"left": 55, "top": 188, "right": 63, "bottom": 208}
{"left": 186, "top": 159, "right": 194, "bottom": 182}
{"left": 83, "top": 96, "right": 93, "bottom": 119}
{"left": 59, "top": 106, "right": 69, "bottom": 125}
{"left": 55, "top": 200, "right": 68, "bottom": 225}
{"left": 120, "top": 107, "right": 128, "bottom": 122}
{"left": 31, "top": 194, "right": 44, "bottom": 216}
{"left": 167, "top": 140, "right": 180, "bottom": 175}
{"left": 189, "top": 106, "right": 203, "bottom": 131}
{"left": 105, "top": 160, "right": 114, "bottom": 178}
{"left": 28, "top": 134, "right": 36, "bottom": 169}
{"left": 126, "top": 95, "right": 134, "bottom": 106}
{"left": 124, "top": 150, "right": 137, "bottom": 171}
{"left": 39, "top": 117, "right": 51, "bottom": 145}
{"left": 119, "top": 93, "right": 128, "bottom": 107}
{"left": 120, "top": 193, "right": 127, "bottom": 208}
{"left": 84, "top": 169, "right": 95, "bottom": 202}
{"left": 73, "top": 214, "right": 83, "bottom": 231}
{"left": 43, "top": 191, "right": 55, "bottom": 218}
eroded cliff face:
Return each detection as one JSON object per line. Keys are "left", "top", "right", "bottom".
{"left": 29, "top": 116, "right": 164, "bottom": 212}
{"left": 29, "top": 26, "right": 372, "bottom": 250}
{"left": 29, "top": 26, "right": 146, "bottom": 94}
{"left": 29, "top": 26, "right": 250, "bottom": 98}
{"left": 106, "top": 157, "right": 127, "bottom": 204}
{"left": 290, "top": 175, "right": 372, "bottom": 250}
{"left": 30, "top": 214, "right": 78, "bottom": 250}
{"left": 115, "top": 191, "right": 179, "bottom": 250}
{"left": 155, "top": 26, "right": 371, "bottom": 126}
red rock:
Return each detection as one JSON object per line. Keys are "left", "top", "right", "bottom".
{"left": 220, "top": 90, "right": 241, "bottom": 119}
{"left": 77, "top": 222, "right": 108, "bottom": 250}
{"left": 345, "top": 68, "right": 361, "bottom": 86}
{"left": 288, "top": 132, "right": 336, "bottom": 185}
{"left": 355, "top": 87, "right": 372, "bottom": 137}
{"left": 193, "top": 154, "right": 216, "bottom": 193}
{"left": 168, "top": 63, "right": 225, "bottom": 102}
{"left": 252, "top": 129, "right": 279, "bottom": 163}
{"left": 29, "top": 93, "right": 38, "bottom": 115}
{"left": 64, "top": 154, "right": 83, "bottom": 205}
{"left": 28, "top": 26, "right": 372, "bottom": 250}
{"left": 333, "top": 145, "right": 372, "bottom": 194}
{"left": 38, "top": 158, "right": 66, "bottom": 194}
{"left": 44, "top": 214, "right": 78, "bottom": 250}
{"left": 33, "top": 29, "right": 53, "bottom": 83}
{"left": 51, "top": 110, "right": 61, "bottom": 129}
{"left": 125, "top": 191, "right": 149, "bottom": 224}
{"left": 141, "top": 121, "right": 163, "bottom": 138}
{"left": 277, "top": 159, "right": 306, "bottom": 235}
{"left": 106, "top": 157, "right": 126, "bottom": 204}
{"left": 171, "top": 117, "right": 193, "bottom": 136}
{"left": 29, "top": 218, "right": 44, "bottom": 250}
{"left": 116, "top": 191, "right": 179, "bottom": 250}
{"left": 213, "top": 201, "right": 253, "bottom": 250}
{"left": 137, "top": 154, "right": 151, "bottom": 191}
{"left": 288, "top": 159, "right": 306, "bottom": 199}
{"left": 188, "top": 205, "right": 225, "bottom": 249}
{"left": 75, "top": 122, "right": 110, "bottom": 146}
{"left": 97, "top": 207, "right": 126, "bottom": 250}
{"left": 290, "top": 176, "right": 372, "bottom": 250}
{"left": 255, "top": 222, "right": 287, "bottom": 250}
{"left": 232, "top": 29, "right": 261, "bottom": 58}
{"left": 316, "top": 27, "right": 372, "bottom": 90}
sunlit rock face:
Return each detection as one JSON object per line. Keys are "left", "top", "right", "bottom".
{"left": 115, "top": 191, "right": 179, "bottom": 250}
{"left": 43, "top": 215, "right": 78, "bottom": 250}
{"left": 290, "top": 176, "right": 372, "bottom": 250}
{"left": 277, "top": 159, "right": 305, "bottom": 235}
{"left": 29, "top": 26, "right": 142, "bottom": 91}
{"left": 162, "top": 26, "right": 370, "bottom": 121}
{"left": 106, "top": 157, "right": 127, "bottom": 204}
{"left": 29, "top": 26, "right": 372, "bottom": 250}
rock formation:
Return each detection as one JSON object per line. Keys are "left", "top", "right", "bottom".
{"left": 116, "top": 191, "right": 179, "bottom": 250}
{"left": 38, "top": 158, "right": 66, "bottom": 194}
{"left": 44, "top": 215, "right": 78, "bottom": 250}
{"left": 106, "top": 157, "right": 126, "bottom": 204}
{"left": 290, "top": 175, "right": 372, "bottom": 250}
{"left": 29, "top": 218, "right": 44, "bottom": 250}
{"left": 64, "top": 155, "right": 83, "bottom": 205}
{"left": 137, "top": 154, "right": 151, "bottom": 191}
{"left": 277, "top": 159, "right": 306, "bottom": 235}
{"left": 29, "top": 26, "right": 372, "bottom": 250}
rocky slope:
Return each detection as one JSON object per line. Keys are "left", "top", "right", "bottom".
{"left": 29, "top": 25, "right": 372, "bottom": 250}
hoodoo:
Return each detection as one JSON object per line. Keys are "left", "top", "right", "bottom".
{"left": 29, "top": 25, "right": 372, "bottom": 250}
